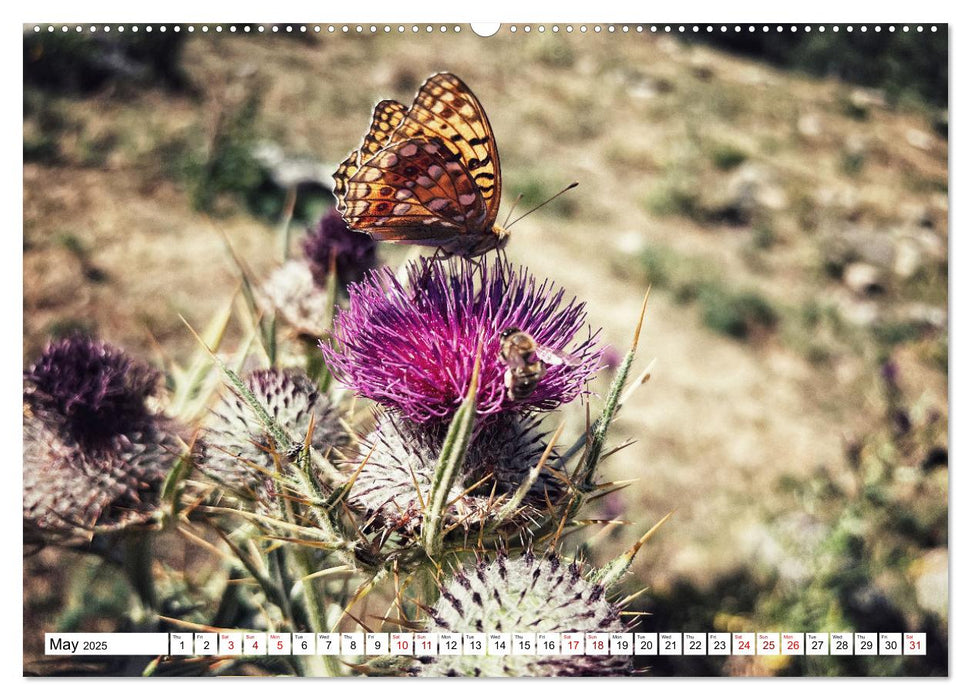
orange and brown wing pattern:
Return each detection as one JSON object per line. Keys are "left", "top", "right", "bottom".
{"left": 391, "top": 73, "right": 502, "bottom": 227}
{"left": 334, "top": 73, "right": 505, "bottom": 257}
{"left": 356, "top": 99, "right": 407, "bottom": 167}
{"left": 334, "top": 100, "right": 407, "bottom": 212}
{"left": 341, "top": 138, "right": 489, "bottom": 246}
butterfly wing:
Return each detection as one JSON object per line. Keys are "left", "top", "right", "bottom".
{"left": 340, "top": 137, "right": 490, "bottom": 247}
{"left": 334, "top": 100, "right": 407, "bottom": 213}
{"left": 390, "top": 73, "right": 502, "bottom": 228}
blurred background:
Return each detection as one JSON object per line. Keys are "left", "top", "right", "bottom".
{"left": 23, "top": 25, "right": 947, "bottom": 675}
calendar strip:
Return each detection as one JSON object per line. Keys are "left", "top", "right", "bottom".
{"left": 45, "top": 632, "right": 928, "bottom": 657}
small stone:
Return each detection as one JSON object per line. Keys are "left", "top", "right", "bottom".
{"left": 841, "top": 299, "right": 879, "bottom": 327}
{"left": 756, "top": 183, "right": 788, "bottom": 211}
{"left": 690, "top": 59, "right": 714, "bottom": 81}
{"left": 912, "top": 548, "right": 948, "bottom": 619}
{"left": 916, "top": 230, "right": 947, "bottom": 261}
{"left": 904, "top": 303, "right": 947, "bottom": 329}
{"left": 858, "top": 237, "right": 896, "bottom": 269}
{"left": 844, "top": 133, "right": 867, "bottom": 154}
{"left": 815, "top": 185, "right": 859, "bottom": 211}
{"left": 797, "top": 113, "right": 822, "bottom": 138}
{"left": 893, "top": 238, "right": 924, "bottom": 279}
{"left": 850, "top": 87, "right": 887, "bottom": 110}
{"left": 704, "top": 163, "right": 788, "bottom": 224}
{"left": 824, "top": 227, "right": 895, "bottom": 273}
{"left": 906, "top": 128, "right": 935, "bottom": 152}
{"left": 627, "top": 77, "right": 660, "bottom": 100}
{"left": 843, "top": 262, "right": 885, "bottom": 297}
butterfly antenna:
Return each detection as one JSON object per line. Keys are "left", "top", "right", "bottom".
{"left": 502, "top": 192, "right": 525, "bottom": 229}
{"left": 505, "top": 182, "right": 579, "bottom": 229}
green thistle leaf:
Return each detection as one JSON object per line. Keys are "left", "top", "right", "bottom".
{"left": 421, "top": 345, "right": 481, "bottom": 559}
{"left": 571, "top": 290, "right": 650, "bottom": 503}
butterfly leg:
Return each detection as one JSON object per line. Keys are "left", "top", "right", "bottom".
{"left": 410, "top": 247, "right": 449, "bottom": 300}
{"left": 429, "top": 246, "right": 450, "bottom": 263}
{"left": 468, "top": 247, "right": 505, "bottom": 276}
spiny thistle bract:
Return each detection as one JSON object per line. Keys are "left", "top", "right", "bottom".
{"left": 348, "top": 414, "right": 565, "bottom": 536}
{"left": 202, "top": 367, "right": 347, "bottom": 510}
{"left": 22, "top": 335, "right": 181, "bottom": 542}
{"left": 261, "top": 260, "right": 334, "bottom": 336}
{"left": 409, "top": 551, "right": 632, "bottom": 677}
{"left": 302, "top": 209, "right": 377, "bottom": 288}
{"left": 322, "top": 257, "right": 603, "bottom": 423}
{"left": 262, "top": 211, "right": 377, "bottom": 335}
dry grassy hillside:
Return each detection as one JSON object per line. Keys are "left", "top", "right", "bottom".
{"left": 23, "top": 27, "right": 948, "bottom": 675}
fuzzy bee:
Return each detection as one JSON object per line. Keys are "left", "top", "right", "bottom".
{"left": 498, "top": 327, "right": 572, "bottom": 401}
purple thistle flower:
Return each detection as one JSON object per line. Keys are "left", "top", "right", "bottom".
{"left": 601, "top": 344, "right": 623, "bottom": 372}
{"left": 302, "top": 209, "right": 377, "bottom": 288}
{"left": 24, "top": 334, "right": 161, "bottom": 445}
{"left": 22, "top": 336, "right": 181, "bottom": 541}
{"left": 322, "top": 258, "right": 603, "bottom": 423}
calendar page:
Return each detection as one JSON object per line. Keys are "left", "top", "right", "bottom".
{"left": 22, "top": 20, "right": 948, "bottom": 679}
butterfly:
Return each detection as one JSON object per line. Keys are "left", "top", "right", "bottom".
{"left": 333, "top": 72, "right": 508, "bottom": 259}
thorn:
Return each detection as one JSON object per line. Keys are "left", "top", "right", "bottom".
{"left": 179, "top": 315, "right": 214, "bottom": 356}
{"left": 338, "top": 442, "right": 377, "bottom": 503}
{"left": 406, "top": 454, "right": 427, "bottom": 512}
{"left": 618, "top": 586, "right": 652, "bottom": 608}
{"left": 627, "top": 510, "right": 675, "bottom": 560}
{"left": 539, "top": 421, "right": 566, "bottom": 473}
{"left": 630, "top": 287, "right": 652, "bottom": 354}
{"left": 303, "top": 412, "right": 316, "bottom": 452}
{"left": 343, "top": 605, "right": 374, "bottom": 634}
